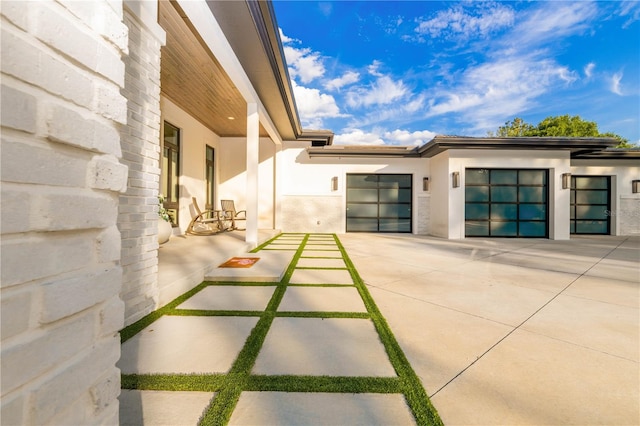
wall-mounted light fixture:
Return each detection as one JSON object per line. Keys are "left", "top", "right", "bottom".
{"left": 452, "top": 171, "right": 460, "bottom": 188}
{"left": 423, "top": 177, "right": 430, "bottom": 191}
{"left": 632, "top": 180, "right": 640, "bottom": 193}
{"left": 331, "top": 176, "right": 338, "bottom": 191}
{"left": 562, "top": 173, "right": 571, "bottom": 189}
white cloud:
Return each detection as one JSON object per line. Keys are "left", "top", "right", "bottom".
{"left": 426, "top": 56, "right": 578, "bottom": 130}
{"left": 618, "top": 1, "right": 640, "bottom": 28}
{"left": 611, "top": 72, "right": 624, "bottom": 95}
{"left": 278, "top": 28, "right": 296, "bottom": 44}
{"left": 283, "top": 46, "right": 325, "bottom": 84}
{"left": 334, "top": 129, "right": 385, "bottom": 145}
{"left": 415, "top": 3, "right": 514, "bottom": 41}
{"left": 506, "top": 2, "right": 598, "bottom": 49}
{"left": 345, "top": 75, "right": 408, "bottom": 108}
{"left": 326, "top": 71, "right": 360, "bottom": 91}
{"left": 291, "top": 81, "right": 343, "bottom": 128}
{"left": 584, "top": 62, "right": 595, "bottom": 78}
{"left": 334, "top": 128, "right": 436, "bottom": 146}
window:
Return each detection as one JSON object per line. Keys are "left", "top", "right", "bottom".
{"left": 161, "top": 121, "right": 180, "bottom": 225}
{"left": 205, "top": 146, "right": 215, "bottom": 211}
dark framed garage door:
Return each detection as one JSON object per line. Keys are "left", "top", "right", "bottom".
{"left": 465, "top": 169, "right": 548, "bottom": 237}
{"left": 570, "top": 176, "right": 610, "bottom": 234}
{"left": 346, "top": 174, "right": 412, "bottom": 232}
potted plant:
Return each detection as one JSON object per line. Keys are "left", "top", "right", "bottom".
{"left": 157, "top": 195, "right": 172, "bottom": 244}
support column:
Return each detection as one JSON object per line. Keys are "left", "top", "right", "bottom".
{"left": 246, "top": 103, "right": 259, "bottom": 247}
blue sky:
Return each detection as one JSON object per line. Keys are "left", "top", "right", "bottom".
{"left": 273, "top": 1, "right": 640, "bottom": 145}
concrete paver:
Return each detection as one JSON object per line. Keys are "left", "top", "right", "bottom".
{"left": 278, "top": 286, "right": 367, "bottom": 312}
{"left": 119, "top": 390, "right": 213, "bottom": 426}
{"left": 252, "top": 317, "right": 396, "bottom": 376}
{"left": 118, "top": 316, "right": 258, "bottom": 374}
{"left": 177, "top": 285, "right": 275, "bottom": 311}
{"left": 296, "top": 257, "right": 346, "bottom": 268}
{"left": 300, "top": 249, "right": 343, "bottom": 258}
{"left": 288, "top": 268, "right": 353, "bottom": 285}
{"left": 229, "top": 392, "right": 416, "bottom": 426}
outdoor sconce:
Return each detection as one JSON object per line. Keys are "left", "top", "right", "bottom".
{"left": 562, "top": 173, "right": 571, "bottom": 190}
{"left": 452, "top": 171, "right": 460, "bottom": 188}
{"left": 633, "top": 180, "right": 640, "bottom": 193}
{"left": 331, "top": 176, "right": 338, "bottom": 191}
{"left": 423, "top": 177, "right": 430, "bottom": 191}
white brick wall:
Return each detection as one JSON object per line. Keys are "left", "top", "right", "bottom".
{"left": 118, "top": 6, "right": 165, "bottom": 326}
{"left": 416, "top": 196, "right": 430, "bottom": 235}
{"left": 619, "top": 197, "right": 640, "bottom": 235}
{"left": 0, "top": 1, "right": 127, "bottom": 424}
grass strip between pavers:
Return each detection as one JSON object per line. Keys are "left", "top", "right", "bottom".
{"left": 119, "top": 233, "right": 442, "bottom": 426}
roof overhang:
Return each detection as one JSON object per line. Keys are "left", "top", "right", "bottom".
{"left": 206, "top": 0, "right": 333, "bottom": 145}
{"left": 307, "top": 135, "right": 623, "bottom": 158}
{"left": 416, "top": 136, "right": 620, "bottom": 158}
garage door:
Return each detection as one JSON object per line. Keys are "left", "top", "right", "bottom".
{"left": 570, "top": 176, "right": 610, "bottom": 234}
{"left": 346, "top": 174, "right": 412, "bottom": 232}
{"left": 465, "top": 169, "right": 548, "bottom": 237}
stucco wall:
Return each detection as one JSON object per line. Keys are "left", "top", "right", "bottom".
{"left": 219, "top": 137, "right": 277, "bottom": 230}
{"left": 571, "top": 160, "right": 640, "bottom": 235}
{"left": 442, "top": 150, "right": 571, "bottom": 239}
{"left": 280, "top": 142, "right": 431, "bottom": 234}
{"left": 1, "top": 1, "right": 128, "bottom": 423}
{"left": 160, "top": 96, "right": 221, "bottom": 233}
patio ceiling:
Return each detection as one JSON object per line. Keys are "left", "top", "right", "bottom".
{"left": 158, "top": 0, "right": 269, "bottom": 137}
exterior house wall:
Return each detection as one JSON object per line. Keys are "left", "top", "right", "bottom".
{"left": 571, "top": 160, "right": 640, "bottom": 235}
{"left": 219, "top": 137, "right": 277, "bottom": 230}
{"left": 0, "top": 1, "right": 128, "bottom": 423}
{"left": 119, "top": 4, "right": 165, "bottom": 327}
{"left": 430, "top": 150, "right": 571, "bottom": 239}
{"left": 160, "top": 96, "right": 221, "bottom": 234}
{"left": 280, "top": 142, "right": 431, "bottom": 234}
{"left": 428, "top": 152, "right": 451, "bottom": 238}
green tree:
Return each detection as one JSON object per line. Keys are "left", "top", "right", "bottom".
{"left": 488, "top": 115, "right": 632, "bottom": 147}
{"left": 488, "top": 117, "right": 534, "bottom": 137}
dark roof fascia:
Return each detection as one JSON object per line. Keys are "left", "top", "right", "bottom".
{"left": 571, "top": 149, "right": 640, "bottom": 159}
{"left": 416, "top": 136, "right": 619, "bottom": 158}
{"left": 307, "top": 145, "right": 420, "bottom": 158}
{"left": 237, "top": 1, "right": 334, "bottom": 146}
{"left": 245, "top": 1, "right": 302, "bottom": 138}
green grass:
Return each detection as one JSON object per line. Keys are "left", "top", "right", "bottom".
{"left": 120, "top": 233, "right": 442, "bottom": 425}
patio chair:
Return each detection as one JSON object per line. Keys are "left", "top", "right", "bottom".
{"left": 220, "top": 199, "right": 246, "bottom": 230}
{"left": 186, "top": 197, "right": 224, "bottom": 235}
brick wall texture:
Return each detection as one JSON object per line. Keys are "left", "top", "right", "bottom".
{"left": 1, "top": 1, "right": 128, "bottom": 424}
{"left": 118, "top": 8, "right": 164, "bottom": 326}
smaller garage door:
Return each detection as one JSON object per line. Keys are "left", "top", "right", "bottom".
{"left": 465, "top": 169, "right": 548, "bottom": 237}
{"left": 570, "top": 176, "right": 610, "bottom": 234}
{"left": 346, "top": 174, "right": 412, "bottom": 233}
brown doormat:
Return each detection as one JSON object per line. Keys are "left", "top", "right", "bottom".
{"left": 219, "top": 257, "right": 260, "bottom": 268}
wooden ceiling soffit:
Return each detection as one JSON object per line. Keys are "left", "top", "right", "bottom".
{"left": 158, "top": 1, "right": 268, "bottom": 137}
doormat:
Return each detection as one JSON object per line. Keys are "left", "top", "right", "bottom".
{"left": 219, "top": 257, "right": 260, "bottom": 268}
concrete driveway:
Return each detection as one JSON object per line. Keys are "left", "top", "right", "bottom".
{"left": 340, "top": 234, "right": 639, "bottom": 425}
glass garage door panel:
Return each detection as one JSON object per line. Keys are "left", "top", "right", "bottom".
{"left": 346, "top": 174, "right": 412, "bottom": 233}
{"left": 465, "top": 169, "right": 548, "bottom": 238}
{"left": 570, "top": 176, "right": 610, "bottom": 235}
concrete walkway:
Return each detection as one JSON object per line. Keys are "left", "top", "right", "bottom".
{"left": 119, "top": 233, "right": 639, "bottom": 425}
{"left": 341, "top": 234, "right": 639, "bottom": 425}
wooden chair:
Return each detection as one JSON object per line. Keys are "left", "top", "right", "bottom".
{"left": 187, "top": 197, "right": 225, "bottom": 235}
{"left": 220, "top": 199, "right": 246, "bottom": 230}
